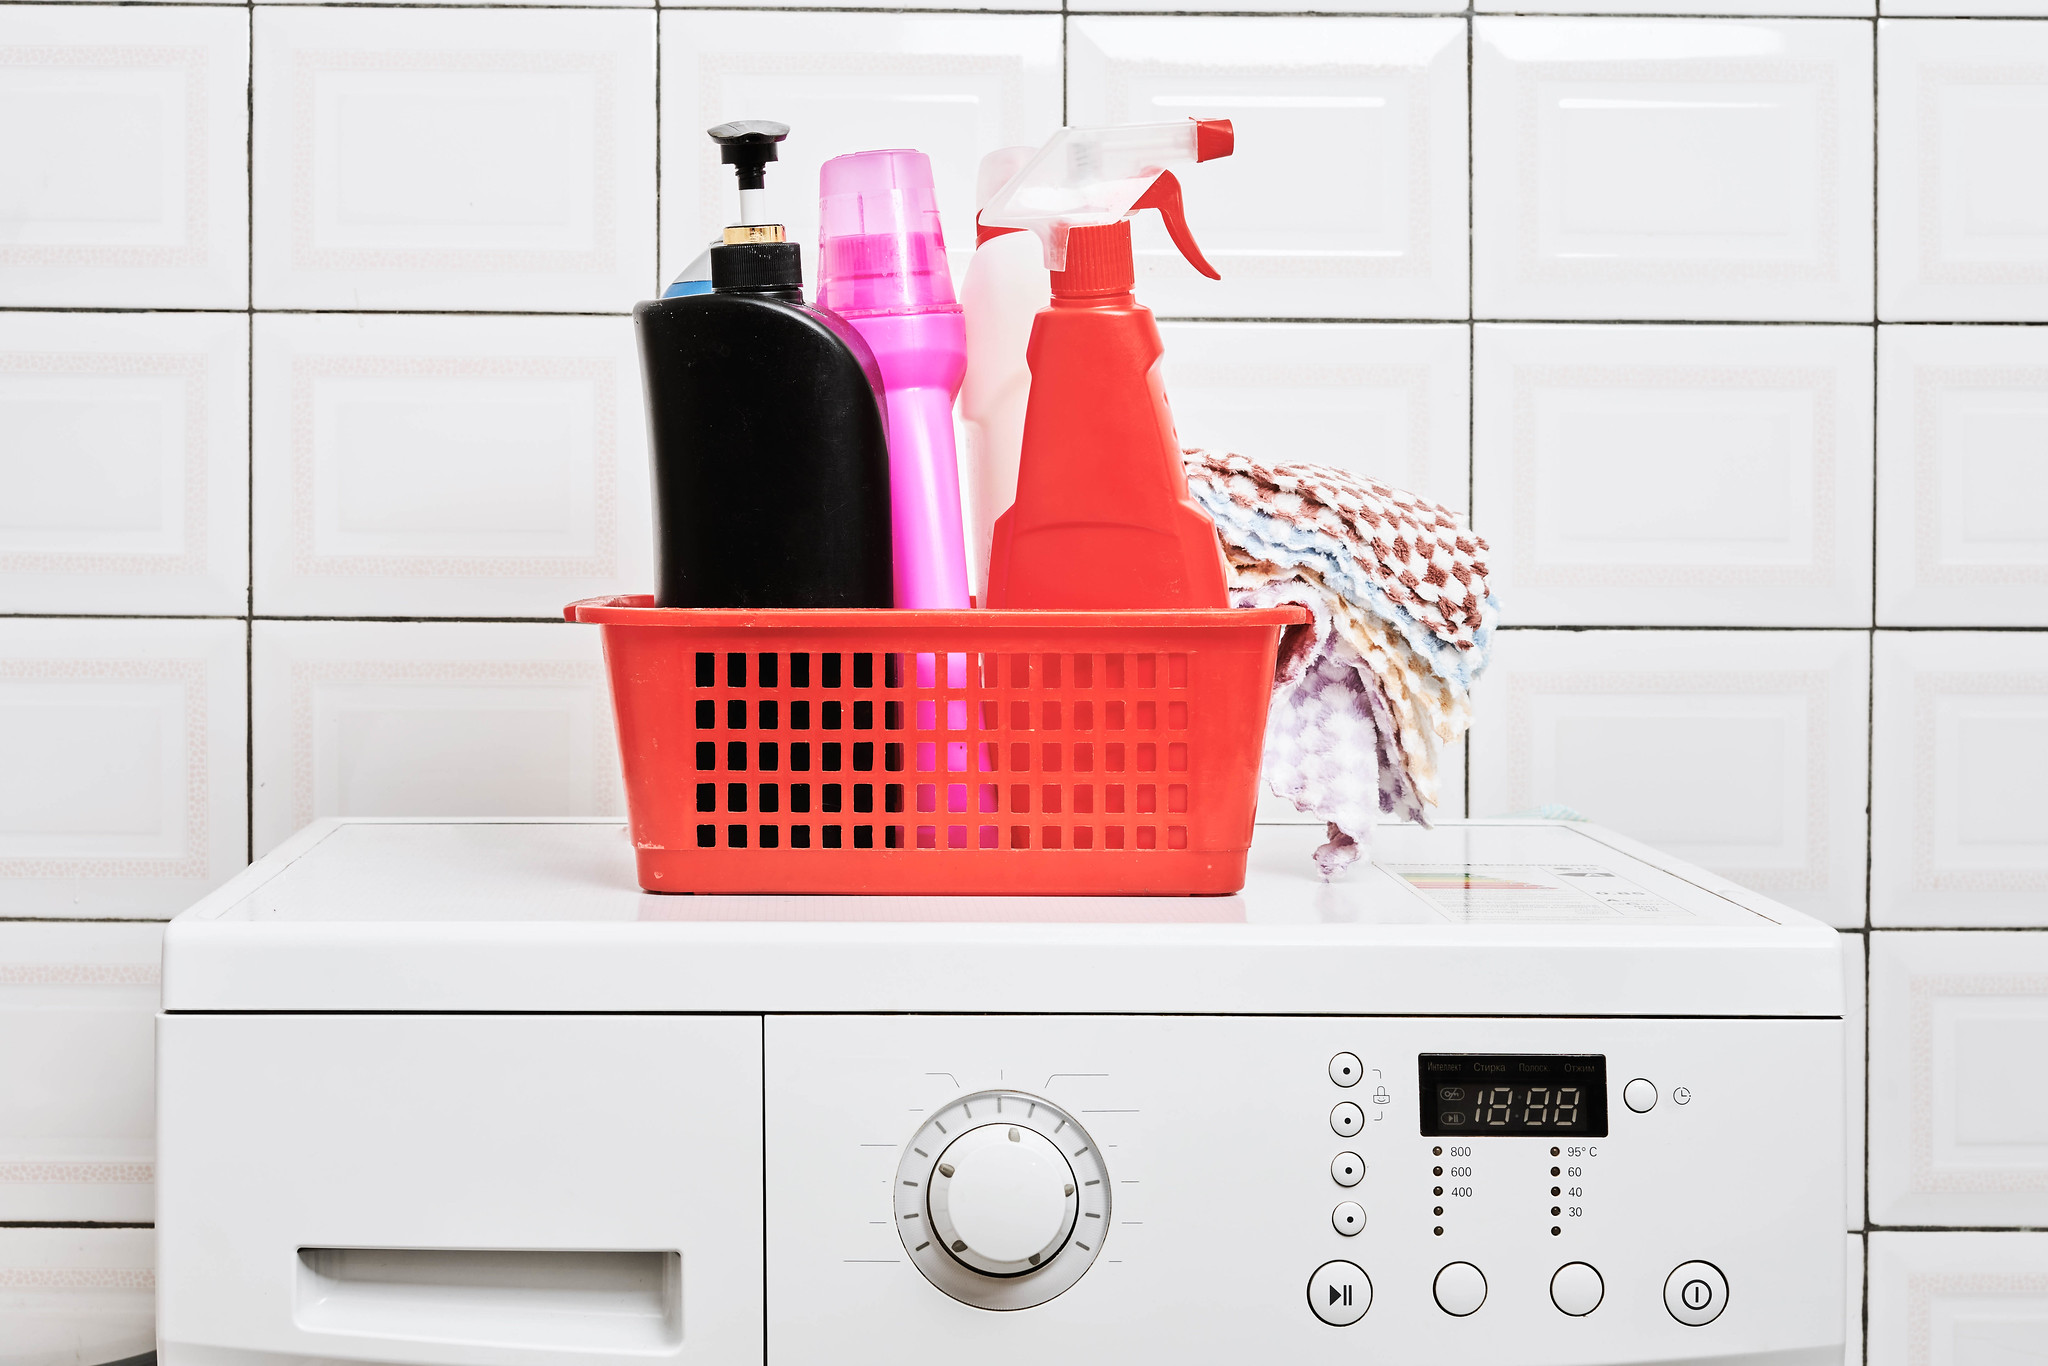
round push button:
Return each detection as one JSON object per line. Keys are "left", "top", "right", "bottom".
{"left": 1332, "top": 1201, "right": 1365, "bottom": 1236}
{"left": 1329, "top": 1053, "right": 1363, "bottom": 1087}
{"left": 1664, "top": 1261, "right": 1728, "bottom": 1326}
{"left": 1433, "top": 1261, "right": 1487, "bottom": 1317}
{"left": 1308, "top": 1260, "right": 1371, "bottom": 1326}
{"left": 1330, "top": 1152, "right": 1364, "bottom": 1187}
{"left": 1330, "top": 1102, "right": 1364, "bottom": 1136}
{"left": 1624, "top": 1078, "right": 1658, "bottom": 1113}
{"left": 1550, "top": 1262, "right": 1604, "bottom": 1316}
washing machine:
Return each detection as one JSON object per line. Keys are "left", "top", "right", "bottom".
{"left": 156, "top": 817, "right": 1845, "bottom": 1366}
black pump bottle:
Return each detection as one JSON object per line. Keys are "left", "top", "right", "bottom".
{"left": 634, "top": 120, "right": 894, "bottom": 608}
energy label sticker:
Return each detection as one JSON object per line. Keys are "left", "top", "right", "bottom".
{"left": 1384, "top": 864, "right": 1694, "bottom": 924}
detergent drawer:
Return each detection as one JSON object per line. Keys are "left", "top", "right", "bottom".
{"left": 157, "top": 1013, "right": 762, "bottom": 1366}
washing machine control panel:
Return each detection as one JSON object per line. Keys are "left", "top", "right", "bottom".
{"left": 766, "top": 1015, "right": 1841, "bottom": 1366}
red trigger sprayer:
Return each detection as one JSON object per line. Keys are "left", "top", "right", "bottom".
{"left": 978, "top": 119, "right": 1235, "bottom": 610}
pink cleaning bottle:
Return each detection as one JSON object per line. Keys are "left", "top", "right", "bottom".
{"left": 816, "top": 150, "right": 971, "bottom": 610}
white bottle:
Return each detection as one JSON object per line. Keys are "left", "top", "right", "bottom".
{"left": 958, "top": 146, "right": 1051, "bottom": 600}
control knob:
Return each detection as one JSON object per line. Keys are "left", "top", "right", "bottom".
{"left": 896, "top": 1090, "right": 1111, "bottom": 1310}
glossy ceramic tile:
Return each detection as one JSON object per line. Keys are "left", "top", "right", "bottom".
{"left": 1880, "top": 21, "right": 2048, "bottom": 320}
{"left": 1159, "top": 322, "right": 1470, "bottom": 514}
{"left": 1075, "top": 0, "right": 1457, "bottom": 12}
{"left": 1871, "top": 631, "right": 2048, "bottom": 926}
{"left": 0, "top": 924, "right": 160, "bottom": 1223}
{"left": 1845, "top": 931, "right": 1868, "bottom": 1226}
{"left": 252, "top": 314, "right": 650, "bottom": 619}
{"left": 252, "top": 8, "right": 655, "bottom": 312}
{"left": 659, "top": 12, "right": 1060, "bottom": 291}
{"left": 1068, "top": 18, "right": 1468, "bottom": 321}
{"left": 1475, "top": 324, "right": 1875, "bottom": 626}
{"left": 1468, "top": 629, "right": 1871, "bottom": 927}
{"left": 0, "top": 1227, "right": 154, "bottom": 1366}
{"left": 0, "top": 618, "right": 246, "bottom": 918}
{"left": 1869, "top": 1232, "right": 2048, "bottom": 1366}
{"left": 0, "top": 312, "right": 247, "bottom": 616}
{"left": 1878, "top": 327, "right": 2048, "bottom": 625}
{"left": 1884, "top": 0, "right": 2048, "bottom": 13}
{"left": 1872, "top": 933, "right": 2048, "bottom": 1225}
{"left": 251, "top": 621, "right": 621, "bottom": 856}
{"left": 1845, "top": 1236, "right": 1865, "bottom": 1361}
{"left": 672, "top": 0, "right": 1049, "bottom": 12}
{"left": 1487, "top": 0, "right": 1871, "bottom": 14}
{"left": 1474, "top": 19, "right": 1874, "bottom": 321}
{"left": 0, "top": 5, "right": 249, "bottom": 308}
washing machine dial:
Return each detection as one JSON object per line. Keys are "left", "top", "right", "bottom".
{"left": 896, "top": 1090, "right": 1110, "bottom": 1310}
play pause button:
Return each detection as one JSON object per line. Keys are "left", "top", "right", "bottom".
{"left": 1308, "top": 1260, "right": 1372, "bottom": 1326}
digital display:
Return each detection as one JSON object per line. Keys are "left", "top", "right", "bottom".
{"left": 1419, "top": 1054, "right": 1608, "bottom": 1137}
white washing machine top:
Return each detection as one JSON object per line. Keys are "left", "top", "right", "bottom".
{"left": 163, "top": 819, "right": 1841, "bottom": 1018}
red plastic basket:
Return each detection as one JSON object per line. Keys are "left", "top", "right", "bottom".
{"left": 566, "top": 596, "right": 1306, "bottom": 896}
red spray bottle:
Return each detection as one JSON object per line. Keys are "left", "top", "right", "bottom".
{"left": 979, "top": 119, "right": 1235, "bottom": 609}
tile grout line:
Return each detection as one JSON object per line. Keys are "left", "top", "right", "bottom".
{"left": 1463, "top": 4, "right": 1474, "bottom": 820}
{"left": 246, "top": 0, "right": 257, "bottom": 873}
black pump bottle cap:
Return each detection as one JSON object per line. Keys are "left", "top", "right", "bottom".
{"left": 709, "top": 119, "right": 789, "bottom": 191}
{"left": 712, "top": 240, "right": 802, "bottom": 294}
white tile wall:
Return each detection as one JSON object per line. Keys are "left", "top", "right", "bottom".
{"left": 658, "top": 12, "right": 1062, "bottom": 290}
{"left": 1872, "top": 632, "right": 2048, "bottom": 927}
{"left": 0, "top": 617, "right": 246, "bottom": 918}
{"left": 0, "top": 1227, "right": 155, "bottom": 1366}
{"left": 0, "top": 5, "right": 249, "bottom": 308}
{"left": 1470, "top": 629, "right": 1870, "bottom": 927}
{"left": 1475, "top": 324, "right": 1874, "bottom": 626}
{"left": 0, "top": 311, "right": 248, "bottom": 616}
{"left": 0, "top": 924, "right": 160, "bottom": 1224}
{"left": 1160, "top": 322, "right": 1470, "bottom": 514}
{"left": 1871, "top": 933, "right": 2048, "bottom": 1227}
{"left": 1847, "top": 930, "right": 1869, "bottom": 1229}
{"left": 1474, "top": 18, "right": 1873, "bottom": 321}
{"left": 1846, "top": 1235, "right": 1866, "bottom": 1363}
{"left": 1877, "top": 326, "right": 2048, "bottom": 626}
{"left": 252, "top": 7, "right": 656, "bottom": 311}
{"left": 1869, "top": 1232, "right": 2048, "bottom": 1366}
{"left": 1069, "top": 17, "right": 1468, "bottom": 320}
{"left": 1879, "top": 21, "right": 2048, "bottom": 322}
{"left": 2, "top": 3, "right": 2039, "bottom": 1360}
{"left": 251, "top": 313, "right": 650, "bottom": 618}
{"left": 250, "top": 621, "right": 619, "bottom": 856}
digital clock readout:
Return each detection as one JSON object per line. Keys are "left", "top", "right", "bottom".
{"left": 1418, "top": 1054, "right": 1609, "bottom": 1137}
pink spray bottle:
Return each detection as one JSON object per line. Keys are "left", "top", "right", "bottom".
{"left": 816, "top": 150, "right": 971, "bottom": 610}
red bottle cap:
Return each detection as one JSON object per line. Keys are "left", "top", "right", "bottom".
{"left": 1050, "top": 219, "right": 1136, "bottom": 298}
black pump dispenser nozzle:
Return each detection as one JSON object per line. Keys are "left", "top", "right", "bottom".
{"left": 708, "top": 119, "right": 788, "bottom": 191}
{"left": 704, "top": 120, "right": 800, "bottom": 295}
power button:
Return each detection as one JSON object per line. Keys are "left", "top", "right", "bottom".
{"left": 1664, "top": 1261, "right": 1728, "bottom": 1326}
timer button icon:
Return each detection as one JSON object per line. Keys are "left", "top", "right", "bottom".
{"left": 1664, "top": 1261, "right": 1729, "bottom": 1326}
{"left": 1623, "top": 1078, "right": 1658, "bottom": 1113}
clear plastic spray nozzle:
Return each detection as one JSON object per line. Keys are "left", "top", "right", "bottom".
{"left": 977, "top": 118, "right": 1233, "bottom": 274}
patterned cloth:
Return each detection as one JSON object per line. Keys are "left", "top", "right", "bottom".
{"left": 1185, "top": 450, "right": 1495, "bottom": 689}
{"left": 1183, "top": 450, "right": 1496, "bottom": 874}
